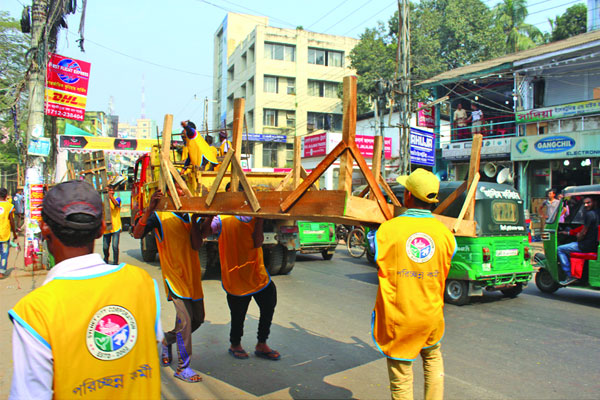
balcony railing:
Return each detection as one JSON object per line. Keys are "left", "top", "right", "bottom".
{"left": 450, "top": 115, "right": 517, "bottom": 142}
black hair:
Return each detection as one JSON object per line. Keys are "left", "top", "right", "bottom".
{"left": 188, "top": 121, "right": 196, "bottom": 130}
{"left": 206, "top": 135, "right": 214, "bottom": 145}
{"left": 547, "top": 188, "right": 557, "bottom": 196}
{"left": 225, "top": 182, "right": 243, "bottom": 192}
{"left": 42, "top": 211, "right": 101, "bottom": 247}
{"left": 0, "top": 188, "right": 7, "bottom": 198}
{"left": 412, "top": 195, "right": 433, "bottom": 210}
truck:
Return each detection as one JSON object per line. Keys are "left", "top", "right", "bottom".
{"left": 130, "top": 147, "right": 300, "bottom": 277}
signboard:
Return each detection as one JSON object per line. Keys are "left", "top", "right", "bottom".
{"left": 58, "top": 135, "right": 157, "bottom": 153}
{"left": 417, "top": 102, "right": 435, "bottom": 128}
{"left": 29, "top": 184, "right": 44, "bottom": 224}
{"left": 45, "top": 53, "right": 91, "bottom": 121}
{"left": 410, "top": 127, "right": 435, "bottom": 166}
{"left": 245, "top": 133, "right": 287, "bottom": 143}
{"left": 303, "top": 133, "right": 328, "bottom": 157}
{"left": 442, "top": 138, "right": 511, "bottom": 160}
{"left": 516, "top": 98, "right": 600, "bottom": 124}
{"left": 511, "top": 131, "right": 600, "bottom": 161}
{"left": 28, "top": 137, "right": 52, "bottom": 157}
{"left": 302, "top": 132, "right": 392, "bottom": 159}
{"left": 355, "top": 135, "right": 392, "bottom": 158}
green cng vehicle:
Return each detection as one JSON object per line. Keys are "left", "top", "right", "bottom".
{"left": 534, "top": 184, "right": 600, "bottom": 294}
{"left": 368, "top": 181, "right": 533, "bottom": 305}
{"left": 297, "top": 221, "right": 337, "bottom": 260}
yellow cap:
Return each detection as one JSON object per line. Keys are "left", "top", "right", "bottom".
{"left": 396, "top": 168, "right": 440, "bottom": 203}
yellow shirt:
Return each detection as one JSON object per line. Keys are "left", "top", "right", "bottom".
{"left": 0, "top": 200, "right": 14, "bottom": 242}
{"left": 154, "top": 212, "right": 204, "bottom": 300}
{"left": 187, "top": 132, "right": 218, "bottom": 167}
{"left": 218, "top": 140, "right": 232, "bottom": 158}
{"left": 373, "top": 209, "right": 456, "bottom": 360}
{"left": 9, "top": 264, "right": 161, "bottom": 399}
{"left": 217, "top": 216, "right": 270, "bottom": 296}
{"left": 105, "top": 197, "right": 122, "bottom": 234}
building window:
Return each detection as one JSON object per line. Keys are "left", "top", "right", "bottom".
{"left": 265, "top": 42, "right": 295, "bottom": 61}
{"left": 264, "top": 109, "right": 278, "bottom": 126}
{"left": 308, "top": 48, "right": 343, "bottom": 67}
{"left": 249, "top": 77, "right": 254, "bottom": 95}
{"left": 307, "top": 112, "right": 342, "bottom": 132}
{"left": 241, "top": 83, "right": 247, "bottom": 99}
{"left": 286, "top": 143, "right": 294, "bottom": 167}
{"left": 247, "top": 110, "right": 254, "bottom": 131}
{"left": 286, "top": 111, "right": 295, "bottom": 128}
{"left": 308, "top": 80, "right": 339, "bottom": 98}
{"left": 248, "top": 45, "right": 255, "bottom": 63}
{"left": 263, "top": 142, "right": 278, "bottom": 167}
{"left": 264, "top": 76, "right": 278, "bottom": 93}
{"left": 228, "top": 65, "right": 234, "bottom": 82}
{"left": 287, "top": 78, "right": 296, "bottom": 95}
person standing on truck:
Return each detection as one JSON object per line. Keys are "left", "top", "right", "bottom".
{"left": 0, "top": 188, "right": 18, "bottom": 278}
{"left": 180, "top": 120, "right": 218, "bottom": 172}
{"left": 369, "top": 168, "right": 456, "bottom": 400}
{"left": 132, "top": 189, "right": 205, "bottom": 383}
{"left": 9, "top": 180, "right": 162, "bottom": 399}
{"left": 195, "top": 209, "right": 281, "bottom": 361}
{"left": 103, "top": 185, "right": 122, "bottom": 265}
{"left": 557, "top": 196, "right": 598, "bottom": 285}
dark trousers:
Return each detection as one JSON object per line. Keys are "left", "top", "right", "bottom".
{"left": 164, "top": 292, "right": 205, "bottom": 369}
{"left": 226, "top": 281, "right": 277, "bottom": 346}
{"left": 103, "top": 231, "right": 120, "bottom": 264}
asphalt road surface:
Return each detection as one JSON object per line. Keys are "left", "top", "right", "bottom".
{"left": 3, "top": 234, "right": 599, "bottom": 399}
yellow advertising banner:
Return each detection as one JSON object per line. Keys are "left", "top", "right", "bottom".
{"left": 45, "top": 88, "right": 87, "bottom": 109}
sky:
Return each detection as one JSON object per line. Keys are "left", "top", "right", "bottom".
{"left": 3, "top": 0, "right": 588, "bottom": 130}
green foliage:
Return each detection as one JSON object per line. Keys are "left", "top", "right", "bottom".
{"left": 550, "top": 4, "right": 587, "bottom": 42}
{"left": 493, "top": 0, "right": 545, "bottom": 52}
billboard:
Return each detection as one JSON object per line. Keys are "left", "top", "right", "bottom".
{"left": 410, "top": 127, "right": 435, "bottom": 166}
{"left": 45, "top": 53, "right": 91, "bottom": 121}
{"left": 302, "top": 132, "right": 392, "bottom": 159}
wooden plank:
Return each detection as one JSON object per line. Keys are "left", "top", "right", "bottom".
{"left": 160, "top": 157, "right": 182, "bottom": 209}
{"left": 347, "top": 141, "right": 393, "bottom": 220}
{"left": 337, "top": 76, "right": 357, "bottom": 193}
{"left": 433, "top": 180, "right": 468, "bottom": 215}
{"left": 275, "top": 170, "right": 293, "bottom": 191}
{"left": 205, "top": 149, "right": 235, "bottom": 206}
{"left": 435, "top": 214, "right": 476, "bottom": 237}
{"left": 230, "top": 154, "right": 261, "bottom": 212}
{"left": 358, "top": 185, "right": 370, "bottom": 198}
{"left": 345, "top": 195, "right": 393, "bottom": 224}
{"left": 231, "top": 98, "right": 245, "bottom": 192}
{"left": 293, "top": 135, "right": 301, "bottom": 189}
{"left": 381, "top": 178, "right": 401, "bottom": 207}
{"left": 159, "top": 115, "right": 173, "bottom": 193}
{"left": 370, "top": 136, "right": 383, "bottom": 200}
{"left": 464, "top": 134, "right": 482, "bottom": 221}
{"left": 453, "top": 172, "right": 480, "bottom": 233}
{"left": 280, "top": 140, "right": 347, "bottom": 212}
{"left": 166, "top": 160, "right": 193, "bottom": 197}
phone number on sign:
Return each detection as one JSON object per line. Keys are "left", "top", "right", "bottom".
{"left": 47, "top": 109, "right": 83, "bottom": 119}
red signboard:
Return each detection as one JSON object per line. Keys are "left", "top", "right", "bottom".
{"left": 303, "top": 132, "right": 392, "bottom": 159}
{"left": 417, "top": 102, "right": 435, "bottom": 128}
{"left": 45, "top": 53, "right": 91, "bottom": 121}
{"left": 355, "top": 135, "right": 392, "bottom": 158}
{"left": 303, "top": 132, "right": 328, "bottom": 157}
{"left": 29, "top": 184, "right": 44, "bottom": 223}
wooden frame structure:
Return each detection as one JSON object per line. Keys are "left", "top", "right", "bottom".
{"left": 157, "top": 76, "right": 480, "bottom": 236}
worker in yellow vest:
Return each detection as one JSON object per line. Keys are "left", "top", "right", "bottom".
{"left": 369, "top": 168, "right": 456, "bottom": 400}
{"left": 181, "top": 120, "right": 218, "bottom": 171}
{"left": 9, "top": 180, "right": 161, "bottom": 399}
{"left": 103, "top": 185, "right": 122, "bottom": 265}
{"left": 133, "top": 188, "right": 205, "bottom": 383}
{"left": 0, "top": 187, "right": 18, "bottom": 278}
{"left": 217, "top": 130, "right": 232, "bottom": 158}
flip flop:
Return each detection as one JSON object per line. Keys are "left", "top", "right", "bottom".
{"left": 174, "top": 367, "right": 202, "bottom": 383}
{"left": 254, "top": 349, "right": 281, "bottom": 360}
{"left": 161, "top": 343, "right": 173, "bottom": 367}
{"left": 228, "top": 348, "right": 249, "bottom": 359}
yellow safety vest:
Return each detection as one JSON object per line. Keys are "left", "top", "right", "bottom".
{"left": 372, "top": 209, "right": 456, "bottom": 360}
{"left": 218, "top": 216, "right": 270, "bottom": 296}
{"left": 105, "top": 198, "right": 122, "bottom": 234}
{"left": 154, "top": 212, "right": 204, "bottom": 300}
{"left": 187, "top": 132, "right": 218, "bottom": 167}
{"left": 0, "top": 200, "right": 13, "bottom": 241}
{"left": 9, "top": 264, "right": 160, "bottom": 399}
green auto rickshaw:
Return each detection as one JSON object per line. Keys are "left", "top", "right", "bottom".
{"left": 534, "top": 184, "right": 600, "bottom": 293}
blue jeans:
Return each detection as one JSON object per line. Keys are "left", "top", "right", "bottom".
{"left": 103, "top": 231, "right": 120, "bottom": 264}
{"left": 557, "top": 241, "right": 582, "bottom": 277}
{"left": 0, "top": 241, "right": 9, "bottom": 274}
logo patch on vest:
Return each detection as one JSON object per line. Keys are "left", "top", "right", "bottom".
{"left": 406, "top": 233, "right": 435, "bottom": 263}
{"left": 86, "top": 305, "right": 137, "bottom": 360}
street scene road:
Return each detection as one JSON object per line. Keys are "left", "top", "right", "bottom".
{"left": 1, "top": 233, "right": 599, "bottom": 399}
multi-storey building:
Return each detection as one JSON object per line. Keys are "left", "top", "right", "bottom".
{"left": 213, "top": 13, "right": 358, "bottom": 169}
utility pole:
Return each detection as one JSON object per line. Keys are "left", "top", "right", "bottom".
{"left": 396, "top": 0, "right": 411, "bottom": 176}
{"left": 203, "top": 96, "right": 209, "bottom": 133}
{"left": 375, "top": 80, "right": 388, "bottom": 179}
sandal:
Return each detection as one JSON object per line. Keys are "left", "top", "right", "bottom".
{"left": 254, "top": 349, "right": 281, "bottom": 360}
{"left": 228, "top": 348, "right": 249, "bottom": 359}
{"left": 174, "top": 367, "right": 202, "bottom": 383}
{"left": 161, "top": 343, "right": 173, "bottom": 367}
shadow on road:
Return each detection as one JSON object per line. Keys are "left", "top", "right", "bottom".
{"left": 187, "top": 319, "right": 383, "bottom": 398}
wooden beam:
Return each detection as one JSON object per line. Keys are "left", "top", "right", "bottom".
{"left": 433, "top": 180, "right": 468, "bottom": 215}
{"left": 464, "top": 134, "right": 482, "bottom": 221}
{"left": 166, "top": 160, "right": 193, "bottom": 197}
{"left": 370, "top": 136, "right": 383, "bottom": 200}
{"left": 205, "top": 149, "right": 235, "bottom": 207}
{"left": 160, "top": 157, "right": 182, "bottom": 209}
{"left": 293, "top": 135, "right": 302, "bottom": 189}
{"left": 159, "top": 114, "right": 173, "bottom": 193}
{"left": 381, "top": 178, "right": 401, "bottom": 207}
{"left": 231, "top": 98, "right": 245, "bottom": 192}
{"left": 337, "top": 76, "right": 357, "bottom": 193}
{"left": 347, "top": 142, "right": 392, "bottom": 220}
{"left": 275, "top": 170, "right": 293, "bottom": 191}
{"left": 230, "top": 153, "right": 261, "bottom": 212}
{"left": 452, "top": 172, "right": 480, "bottom": 233}
{"left": 413, "top": 95, "right": 449, "bottom": 112}
{"left": 281, "top": 141, "right": 347, "bottom": 212}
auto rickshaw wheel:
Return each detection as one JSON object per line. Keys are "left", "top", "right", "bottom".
{"left": 444, "top": 279, "right": 469, "bottom": 305}
{"left": 535, "top": 268, "right": 560, "bottom": 293}
{"left": 501, "top": 283, "right": 523, "bottom": 298}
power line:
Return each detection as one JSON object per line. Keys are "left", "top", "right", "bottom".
{"left": 322, "top": 0, "right": 373, "bottom": 33}
{"left": 342, "top": 1, "right": 396, "bottom": 36}
{"left": 307, "top": 0, "right": 349, "bottom": 29}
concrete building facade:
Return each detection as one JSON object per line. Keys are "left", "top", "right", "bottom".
{"left": 213, "top": 13, "right": 358, "bottom": 169}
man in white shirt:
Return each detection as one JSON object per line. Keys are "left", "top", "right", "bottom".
{"left": 468, "top": 104, "right": 484, "bottom": 134}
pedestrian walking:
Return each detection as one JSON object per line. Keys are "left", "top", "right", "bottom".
{"left": 369, "top": 168, "right": 456, "bottom": 400}
{"left": 8, "top": 180, "right": 162, "bottom": 399}
{"left": 133, "top": 188, "right": 205, "bottom": 383}
{"left": 12, "top": 188, "right": 24, "bottom": 233}
{"left": 103, "top": 185, "right": 122, "bottom": 264}
{"left": 0, "top": 187, "right": 18, "bottom": 278}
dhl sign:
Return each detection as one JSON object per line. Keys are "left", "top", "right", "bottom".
{"left": 45, "top": 89, "right": 87, "bottom": 108}
{"left": 44, "top": 53, "right": 91, "bottom": 121}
